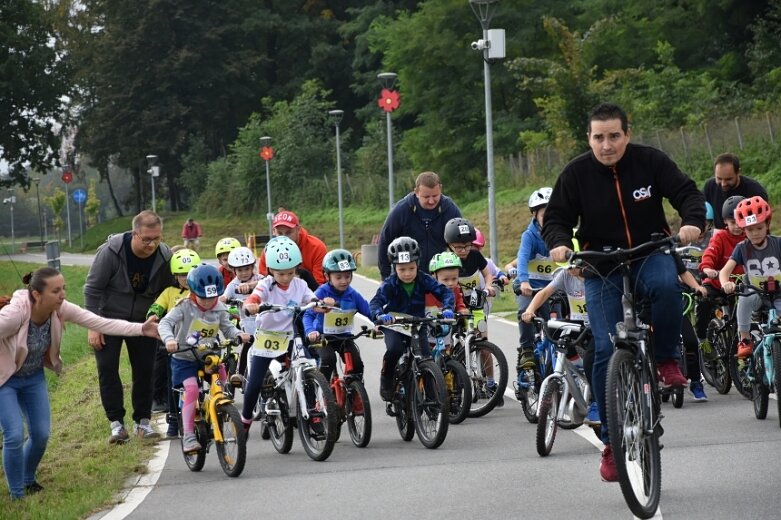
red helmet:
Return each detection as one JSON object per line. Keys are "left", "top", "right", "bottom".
{"left": 734, "top": 196, "right": 772, "bottom": 228}
{"left": 472, "top": 228, "right": 485, "bottom": 248}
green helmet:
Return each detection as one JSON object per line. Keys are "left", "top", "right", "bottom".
{"left": 215, "top": 237, "right": 241, "bottom": 257}
{"left": 323, "top": 249, "right": 357, "bottom": 274}
{"left": 170, "top": 249, "right": 201, "bottom": 275}
{"left": 429, "top": 251, "right": 462, "bottom": 273}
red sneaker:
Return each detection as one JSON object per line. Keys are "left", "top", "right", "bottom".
{"left": 737, "top": 338, "right": 754, "bottom": 359}
{"left": 600, "top": 445, "right": 618, "bottom": 482}
{"left": 657, "top": 360, "right": 687, "bottom": 388}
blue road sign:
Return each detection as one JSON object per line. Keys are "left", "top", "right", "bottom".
{"left": 73, "top": 188, "right": 87, "bottom": 204}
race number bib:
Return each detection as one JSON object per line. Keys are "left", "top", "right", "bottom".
{"left": 459, "top": 272, "right": 481, "bottom": 295}
{"left": 567, "top": 296, "right": 588, "bottom": 322}
{"left": 680, "top": 250, "right": 703, "bottom": 271}
{"left": 186, "top": 318, "right": 219, "bottom": 341}
{"left": 253, "top": 329, "right": 292, "bottom": 358}
{"left": 323, "top": 309, "right": 356, "bottom": 334}
{"left": 528, "top": 257, "right": 556, "bottom": 281}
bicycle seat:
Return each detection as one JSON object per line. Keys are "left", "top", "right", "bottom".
{"left": 545, "top": 319, "right": 583, "bottom": 341}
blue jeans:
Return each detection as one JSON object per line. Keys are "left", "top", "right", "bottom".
{"left": 584, "top": 252, "right": 682, "bottom": 445}
{"left": 0, "top": 370, "right": 50, "bottom": 498}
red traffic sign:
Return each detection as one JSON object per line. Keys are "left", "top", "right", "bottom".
{"left": 259, "top": 146, "right": 274, "bottom": 161}
{"left": 62, "top": 170, "right": 73, "bottom": 184}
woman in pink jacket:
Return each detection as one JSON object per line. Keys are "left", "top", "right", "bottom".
{"left": 0, "top": 267, "right": 159, "bottom": 500}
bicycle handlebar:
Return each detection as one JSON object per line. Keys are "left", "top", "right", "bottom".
{"left": 567, "top": 234, "right": 680, "bottom": 266}
{"left": 309, "top": 325, "right": 384, "bottom": 348}
{"left": 243, "top": 299, "right": 324, "bottom": 317}
{"left": 533, "top": 317, "right": 590, "bottom": 347}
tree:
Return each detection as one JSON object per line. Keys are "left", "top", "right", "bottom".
{"left": 85, "top": 178, "right": 100, "bottom": 226}
{"left": 0, "top": 0, "right": 68, "bottom": 185}
{"left": 45, "top": 189, "right": 66, "bottom": 242}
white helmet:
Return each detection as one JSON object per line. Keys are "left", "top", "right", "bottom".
{"left": 528, "top": 187, "right": 553, "bottom": 211}
{"left": 227, "top": 246, "right": 256, "bottom": 268}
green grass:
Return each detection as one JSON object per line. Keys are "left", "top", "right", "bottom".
{"left": 0, "top": 261, "right": 156, "bottom": 519}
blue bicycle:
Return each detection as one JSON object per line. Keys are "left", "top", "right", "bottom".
{"left": 735, "top": 280, "right": 781, "bottom": 426}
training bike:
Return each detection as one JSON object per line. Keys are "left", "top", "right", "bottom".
{"left": 169, "top": 336, "right": 248, "bottom": 477}
{"left": 534, "top": 317, "right": 593, "bottom": 456}
{"left": 380, "top": 314, "right": 452, "bottom": 449}
{"left": 313, "top": 325, "right": 380, "bottom": 447}
{"left": 250, "top": 301, "right": 339, "bottom": 461}
{"left": 570, "top": 234, "right": 680, "bottom": 519}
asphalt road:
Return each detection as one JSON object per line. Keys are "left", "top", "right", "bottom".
{"left": 9, "top": 252, "right": 781, "bottom": 519}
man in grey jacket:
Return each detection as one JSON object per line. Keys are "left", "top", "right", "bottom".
{"left": 84, "top": 210, "right": 174, "bottom": 443}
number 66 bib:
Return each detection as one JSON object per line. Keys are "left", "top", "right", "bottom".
{"left": 253, "top": 329, "right": 292, "bottom": 358}
{"left": 323, "top": 309, "right": 356, "bottom": 334}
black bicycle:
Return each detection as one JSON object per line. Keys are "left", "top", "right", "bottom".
{"left": 570, "top": 234, "right": 679, "bottom": 519}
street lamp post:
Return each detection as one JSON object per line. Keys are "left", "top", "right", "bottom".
{"left": 259, "top": 136, "right": 274, "bottom": 237}
{"left": 146, "top": 155, "right": 159, "bottom": 212}
{"left": 32, "top": 177, "right": 44, "bottom": 250}
{"left": 3, "top": 189, "right": 15, "bottom": 252}
{"left": 470, "top": 0, "right": 505, "bottom": 264}
{"left": 378, "top": 72, "right": 399, "bottom": 210}
{"left": 328, "top": 110, "right": 345, "bottom": 249}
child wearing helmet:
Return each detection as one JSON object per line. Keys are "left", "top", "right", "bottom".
{"left": 425, "top": 252, "right": 468, "bottom": 348}
{"left": 720, "top": 196, "right": 781, "bottom": 358}
{"left": 370, "top": 237, "right": 456, "bottom": 401}
{"left": 443, "top": 217, "right": 497, "bottom": 316}
{"left": 514, "top": 187, "right": 556, "bottom": 374}
{"left": 695, "top": 196, "right": 747, "bottom": 355}
{"left": 214, "top": 237, "right": 242, "bottom": 286}
{"left": 303, "top": 249, "right": 372, "bottom": 382}
{"left": 240, "top": 237, "right": 334, "bottom": 434}
{"left": 146, "top": 248, "right": 201, "bottom": 437}
{"left": 159, "top": 263, "right": 251, "bottom": 453}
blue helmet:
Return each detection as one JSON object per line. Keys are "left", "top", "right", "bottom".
{"left": 187, "top": 263, "right": 224, "bottom": 298}
{"left": 705, "top": 201, "right": 714, "bottom": 221}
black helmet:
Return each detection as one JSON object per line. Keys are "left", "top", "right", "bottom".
{"left": 722, "top": 195, "right": 745, "bottom": 222}
{"left": 387, "top": 237, "right": 420, "bottom": 264}
{"left": 444, "top": 217, "right": 476, "bottom": 244}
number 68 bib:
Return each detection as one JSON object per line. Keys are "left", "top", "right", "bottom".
{"left": 253, "top": 329, "right": 292, "bottom": 358}
{"left": 323, "top": 309, "right": 356, "bottom": 334}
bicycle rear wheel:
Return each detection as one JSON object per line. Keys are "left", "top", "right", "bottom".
{"left": 346, "top": 379, "right": 372, "bottom": 448}
{"left": 606, "top": 348, "right": 661, "bottom": 519}
{"left": 536, "top": 378, "right": 560, "bottom": 457}
{"left": 444, "top": 358, "right": 471, "bottom": 424}
{"left": 464, "top": 341, "right": 508, "bottom": 418}
{"left": 297, "top": 369, "right": 338, "bottom": 461}
{"left": 412, "top": 359, "right": 449, "bottom": 449}
{"left": 214, "top": 403, "right": 247, "bottom": 477}
{"left": 773, "top": 340, "right": 781, "bottom": 428}
{"left": 518, "top": 366, "right": 541, "bottom": 423}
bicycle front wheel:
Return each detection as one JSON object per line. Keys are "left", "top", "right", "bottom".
{"left": 180, "top": 413, "right": 207, "bottom": 472}
{"left": 606, "top": 348, "right": 661, "bottom": 519}
{"left": 752, "top": 353, "right": 769, "bottom": 420}
{"left": 536, "top": 378, "right": 560, "bottom": 456}
{"left": 464, "top": 341, "right": 508, "bottom": 418}
{"left": 214, "top": 403, "right": 247, "bottom": 477}
{"left": 297, "top": 370, "right": 338, "bottom": 461}
{"left": 729, "top": 336, "right": 753, "bottom": 399}
{"left": 394, "top": 377, "right": 415, "bottom": 442}
{"left": 700, "top": 323, "right": 731, "bottom": 394}
{"left": 444, "top": 358, "right": 471, "bottom": 424}
{"left": 267, "top": 386, "right": 294, "bottom": 454}
{"left": 412, "top": 359, "right": 449, "bottom": 449}
{"left": 773, "top": 340, "right": 781, "bottom": 428}
{"left": 346, "top": 379, "right": 372, "bottom": 448}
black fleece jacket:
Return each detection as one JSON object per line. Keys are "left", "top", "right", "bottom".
{"left": 542, "top": 143, "right": 705, "bottom": 255}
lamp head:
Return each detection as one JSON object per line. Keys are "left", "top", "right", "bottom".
{"left": 377, "top": 72, "right": 398, "bottom": 90}
{"left": 259, "top": 136, "right": 272, "bottom": 147}
{"left": 146, "top": 155, "right": 158, "bottom": 167}
{"left": 328, "top": 110, "right": 344, "bottom": 125}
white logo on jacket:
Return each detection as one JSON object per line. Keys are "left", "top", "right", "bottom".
{"left": 633, "top": 185, "right": 652, "bottom": 201}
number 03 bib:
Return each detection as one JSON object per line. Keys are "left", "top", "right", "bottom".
{"left": 323, "top": 309, "right": 356, "bottom": 334}
{"left": 253, "top": 329, "right": 292, "bottom": 358}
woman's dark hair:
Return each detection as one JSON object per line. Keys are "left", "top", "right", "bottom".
{"left": 24, "top": 267, "right": 61, "bottom": 300}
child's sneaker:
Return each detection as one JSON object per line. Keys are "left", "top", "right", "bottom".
{"left": 182, "top": 433, "right": 202, "bottom": 453}
{"left": 109, "top": 421, "right": 129, "bottom": 444}
{"left": 133, "top": 418, "right": 161, "bottom": 439}
{"left": 737, "top": 338, "right": 754, "bottom": 358}
{"left": 584, "top": 402, "right": 601, "bottom": 425}
{"left": 600, "top": 445, "right": 618, "bottom": 482}
{"left": 689, "top": 381, "right": 708, "bottom": 402}
{"left": 657, "top": 361, "right": 687, "bottom": 388}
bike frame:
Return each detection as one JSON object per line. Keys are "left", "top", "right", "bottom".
{"left": 738, "top": 282, "right": 781, "bottom": 389}
{"left": 536, "top": 319, "right": 591, "bottom": 421}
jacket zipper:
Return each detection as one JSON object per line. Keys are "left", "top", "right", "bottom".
{"left": 612, "top": 167, "right": 633, "bottom": 248}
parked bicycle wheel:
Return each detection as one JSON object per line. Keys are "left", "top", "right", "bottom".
{"left": 214, "top": 403, "right": 246, "bottom": 477}
{"left": 606, "top": 349, "right": 661, "bottom": 519}
{"left": 297, "top": 370, "right": 338, "bottom": 461}
{"left": 444, "top": 358, "right": 471, "bottom": 424}
{"left": 412, "top": 359, "right": 449, "bottom": 449}
{"left": 536, "top": 378, "right": 560, "bottom": 456}
{"left": 346, "top": 379, "right": 372, "bottom": 447}
{"left": 464, "top": 341, "right": 508, "bottom": 418}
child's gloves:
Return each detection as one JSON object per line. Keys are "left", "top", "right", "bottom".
{"left": 442, "top": 309, "right": 455, "bottom": 320}
{"left": 377, "top": 314, "right": 394, "bottom": 325}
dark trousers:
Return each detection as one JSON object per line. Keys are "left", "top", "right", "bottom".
{"left": 318, "top": 340, "right": 364, "bottom": 382}
{"left": 694, "top": 284, "right": 722, "bottom": 339}
{"left": 94, "top": 335, "right": 157, "bottom": 424}
{"left": 381, "top": 328, "right": 430, "bottom": 381}
{"left": 152, "top": 344, "right": 168, "bottom": 403}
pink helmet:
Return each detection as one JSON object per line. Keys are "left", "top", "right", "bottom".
{"left": 472, "top": 228, "right": 485, "bottom": 248}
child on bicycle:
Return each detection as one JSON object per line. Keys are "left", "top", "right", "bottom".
{"left": 370, "top": 237, "right": 455, "bottom": 401}
{"left": 514, "top": 188, "right": 556, "bottom": 372}
{"left": 719, "top": 196, "right": 781, "bottom": 358}
{"left": 159, "top": 263, "right": 251, "bottom": 453}
{"left": 303, "top": 249, "right": 371, "bottom": 382}
{"left": 695, "top": 196, "right": 746, "bottom": 354}
{"left": 220, "top": 246, "right": 263, "bottom": 388}
{"left": 425, "top": 252, "right": 468, "bottom": 347}
{"left": 240, "top": 236, "right": 333, "bottom": 434}
{"left": 521, "top": 265, "right": 600, "bottom": 424}
{"left": 215, "top": 237, "right": 242, "bottom": 286}
{"left": 147, "top": 248, "right": 201, "bottom": 438}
